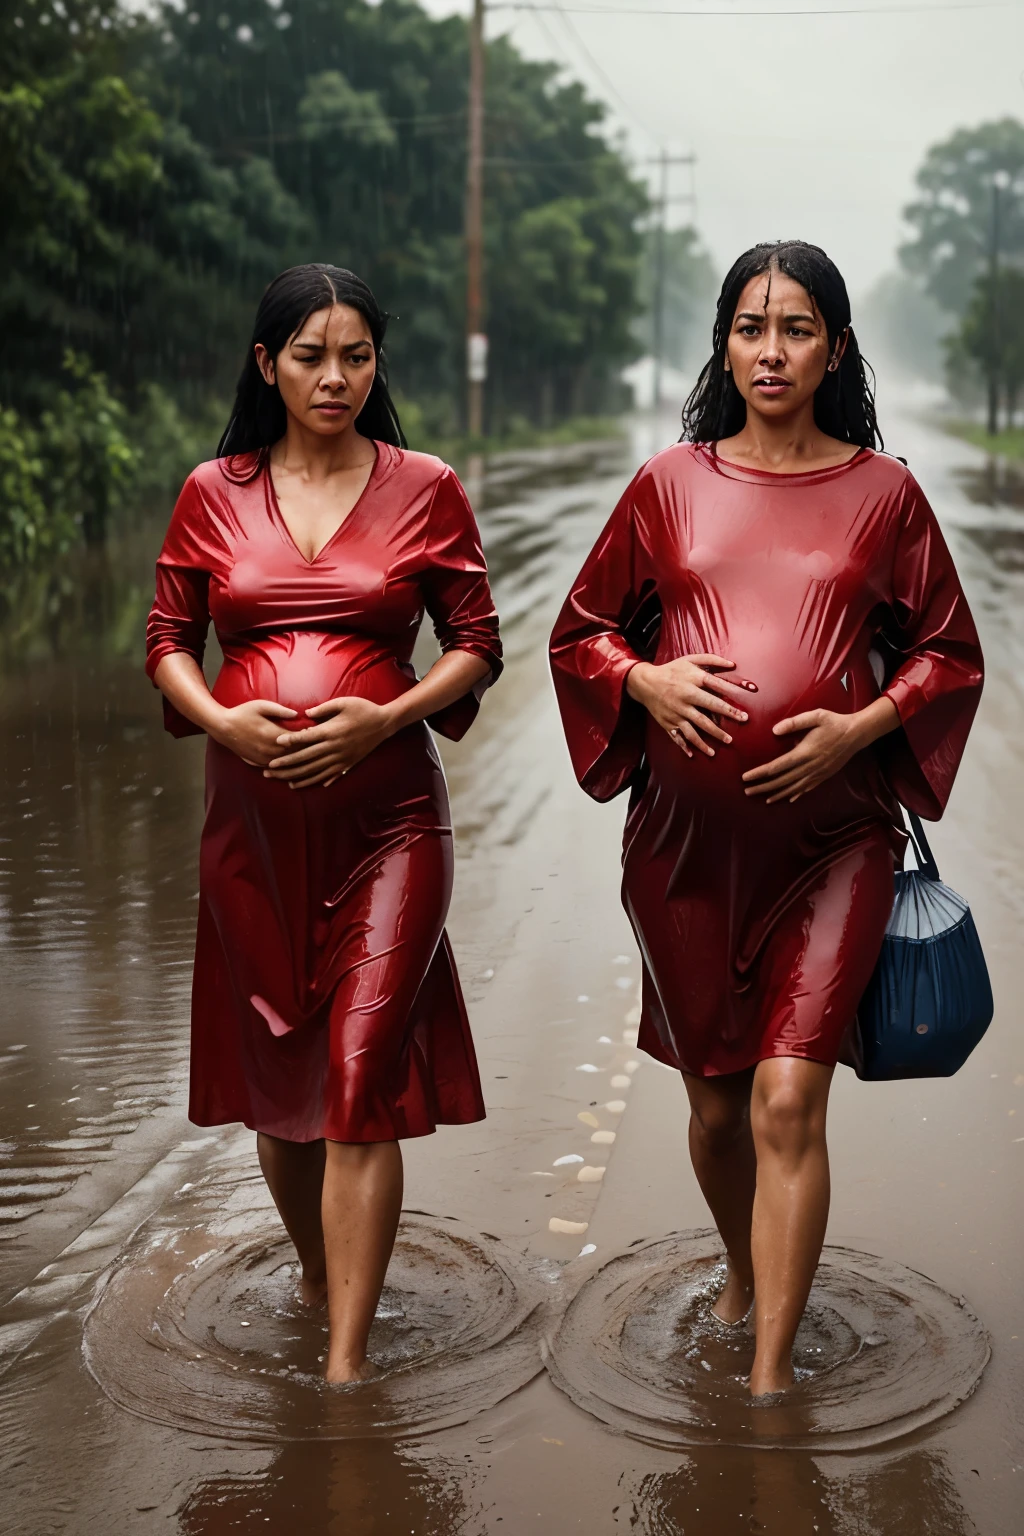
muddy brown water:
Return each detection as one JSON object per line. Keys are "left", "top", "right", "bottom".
{"left": 0, "top": 410, "right": 1020, "bottom": 1534}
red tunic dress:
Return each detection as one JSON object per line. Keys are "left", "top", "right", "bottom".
{"left": 146, "top": 444, "right": 501, "bottom": 1141}
{"left": 549, "top": 444, "right": 983, "bottom": 1078}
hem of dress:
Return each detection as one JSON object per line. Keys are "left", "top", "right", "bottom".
{"left": 188, "top": 1109, "right": 487, "bottom": 1144}
{"left": 640, "top": 1041, "right": 841, "bottom": 1079}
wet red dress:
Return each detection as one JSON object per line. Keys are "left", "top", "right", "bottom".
{"left": 550, "top": 444, "right": 983, "bottom": 1078}
{"left": 146, "top": 444, "right": 501, "bottom": 1141}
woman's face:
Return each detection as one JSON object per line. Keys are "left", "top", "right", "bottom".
{"left": 255, "top": 302, "right": 376, "bottom": 437}
{"left": 724, "top": 269, "right": 844, "bottom": 423}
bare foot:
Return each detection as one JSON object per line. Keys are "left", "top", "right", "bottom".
{"left": 324, "top": 1356, "right": 381, "bottom": 1387}
{"left": 711, "top": 1264, "right": 755, "bottom": 1326}
{"left": 748, "top": 1361, "right": 795, "bottom": 1397}
{"left": 298, "top": 1272, "right": 328, "bottom": 1308}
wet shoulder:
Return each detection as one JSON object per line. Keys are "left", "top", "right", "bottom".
{"left": 184, "top": 454, "right": 263, "bottom": 502}
{"left": 631, "top": 441, "right": 703, "bottom": 498}
{"left": 851, "top": 448, "right": 918, "bottom": 495}
{"left": 849, "top": 450, "right": 929, "bottom": 533}
{"left": 374, "top": 443, "right": 450, "bottom": 496}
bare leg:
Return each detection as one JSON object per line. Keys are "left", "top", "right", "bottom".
{"left": 682, "top": 1069, "right": 757, "bottom": 1323}
{"left": 322, "top": 1139, "right": 404, "bottom": 1385}
{"left": 748, "top": 1057, "right": 834, "bottom": 1396}
{"left": 256, "top": 1133, "right": 328, "bottom": 1304}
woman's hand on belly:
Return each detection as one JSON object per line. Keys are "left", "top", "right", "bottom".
{"left": 627, "top": 655, "right": 757, "bottom": 758}
{"left": 742, "top": 697, "right": 901, "bottom": 804}
{"left": 212, "top": 699, "right": 300, "bottom": 766}
{"left": 264, "top": 696, "right": 397, "bottom": 788}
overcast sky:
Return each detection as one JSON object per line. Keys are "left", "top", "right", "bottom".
{"left": 414, "top": 0, "right": 1024, "bottom": 300}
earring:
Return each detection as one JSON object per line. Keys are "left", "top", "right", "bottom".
{"left": 828, "top": 357, "right": 840, "bottom": 373}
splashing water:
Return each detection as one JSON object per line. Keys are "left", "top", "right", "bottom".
{"left": 83, "top": 1172, "right": 553, "bottom": 1442}
{"left": 546, "top": 1230, "right": 989, "bottom": 1450}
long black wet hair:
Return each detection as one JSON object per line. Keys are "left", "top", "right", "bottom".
{"left": 217, "top": 263, "right": 406, "bottom": 460}
{"left": 680, "top": 240, "right": 882, "bottom": 450}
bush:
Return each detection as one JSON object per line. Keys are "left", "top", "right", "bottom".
{"left": 0, "top": 352, "right": 151, "bottom": 568}
{"left": 0, "top": 407, "right": 74, "bottom": 566}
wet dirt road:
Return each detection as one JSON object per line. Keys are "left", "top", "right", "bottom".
{"left": 0, "top": 407, "right": 1020, "bottom": 1534}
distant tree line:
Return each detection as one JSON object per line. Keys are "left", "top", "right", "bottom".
{"left": 898, "top": 117, "right": 1024, "bottom": 431}
{"left": 0, "top": 0, "right": 650, "bottom": 565}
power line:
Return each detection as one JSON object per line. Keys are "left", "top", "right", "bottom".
{"left": 543, "top": 0, "right": 661, "bottom": 144}
{"left": 494, "top": 3, "right": 1012, "bottom": 15}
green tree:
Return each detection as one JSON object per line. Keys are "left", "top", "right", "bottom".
{"left": 952, "top": 267, "right": 1024, "bottom": 429}
{"left": 0, "top": 0, "right": 306, "bottom": 412}
{"left": 900, "top": 118, "right": 1024, "bottom": 315}
{"left": 150, "top": 0, "right": 648, "bottom": 427}
{"left": 0, "top": 0, "right": 651, "bottom": 567}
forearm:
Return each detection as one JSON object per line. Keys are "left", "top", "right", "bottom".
{"left": 153, "top": 653, "right": 227, "bottom": 740}
{"left": 382, "top": 651, "right": 491, "bottom": 735}
{"left": 625, "top": 660, "right": 656, "bottom": 707}
{"left": 849, "top": 695, "right": 900, "bottom": 751}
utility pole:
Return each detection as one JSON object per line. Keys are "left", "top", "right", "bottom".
{"left": 987, "top": 170, "right": 1010, "bottom": 438}
{"left": 648, "top": 150, "right": 695, "bottom": 411}
{"left": 465, "top": 0, "right": 487, "bottom": 439}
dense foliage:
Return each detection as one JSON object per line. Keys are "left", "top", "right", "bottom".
{"left": 0, "top": 0, "right": 648, "bottom": 564}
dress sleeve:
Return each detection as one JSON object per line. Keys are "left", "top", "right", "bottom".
{"left": 145, "top": 473, "right": 214, "bottom": 740}
{"left": 548, "top": 472, "right": 656, "bottom": 802}
{"left": 876, "top": 474, "right": 984, "bottom": 818}
{"left": 420, "top": 468, "right": 503, "bottom": 742}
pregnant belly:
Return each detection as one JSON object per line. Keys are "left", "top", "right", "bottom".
{"left": 212, "top": 631, "right": 412, "bottom": 724}
{"left": 647, "top": 648, "right": 860, "bottom": 805}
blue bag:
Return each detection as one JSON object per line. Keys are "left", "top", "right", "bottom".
{"left": 854, "top": 811, "right": 993, "bottom": 1080}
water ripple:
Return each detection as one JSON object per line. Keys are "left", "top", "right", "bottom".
{"left": 547, "top": 1229, "right": 990, "bottom": 1450}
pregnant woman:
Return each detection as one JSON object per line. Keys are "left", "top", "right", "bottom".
{"left": 147, "top": 263, "right": 501, "bottom": 1384}
{"left": 550, "top": 241, "right": 982, "bottom": 1396}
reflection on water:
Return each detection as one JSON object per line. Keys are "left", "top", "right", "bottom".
{"left": 0, "top": 533, "right": 157, "bottom": 669}
{"left": 630, "top": 1447, "right": 976, "bottom": 1536}
{"left": 959, "top": 525, "right": 1024, "bottom": 573}
{"left": 0, "top": 653, "right": 202, "bottom": 1292}
{"left": 180, "top": 1442, "right": 471, "bottom": 1536}
{"left": 954, "top": 457, "right": 1024, "bottom": 512}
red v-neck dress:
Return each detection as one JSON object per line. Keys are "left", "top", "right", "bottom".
{"left": 145, "top": 444, "right": 501, "bottom": 1141}
{"left": 550, "top": 443, "right": 983, "bottom": 1078}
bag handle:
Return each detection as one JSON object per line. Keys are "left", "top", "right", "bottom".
{"left": 904, "top": 808, "right": 940, "bottom": 881}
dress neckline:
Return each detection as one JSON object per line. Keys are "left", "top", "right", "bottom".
{"left": 265, "top": 442, "right": 381, "bottom": 565}
{"left": 694, "top": 441, "right": 872, "bottom": 487}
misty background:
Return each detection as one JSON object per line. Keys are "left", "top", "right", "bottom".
{"left": 3, "top": 0, "right": 1024, "bottom": 584}
{"left": 426, "top": 0, "right": 1024, "bottom": 386}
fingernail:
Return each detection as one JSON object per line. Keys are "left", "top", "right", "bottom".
{"left": 738, "top": 713, "right": 747, "bottom": 721}
{"left": 723, "top": 735, "right": 732, "bottom": 744}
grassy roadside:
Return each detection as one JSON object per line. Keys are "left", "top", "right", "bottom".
{"left": 404, "top": 413, "right": 625, "bottom": 464}
{"left": 943, "top": 419, "right": 1024, "bottom": 462}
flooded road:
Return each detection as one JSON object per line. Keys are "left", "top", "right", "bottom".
{"left": 0, "top": 407, "right": 1020, "bottom": 1533}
